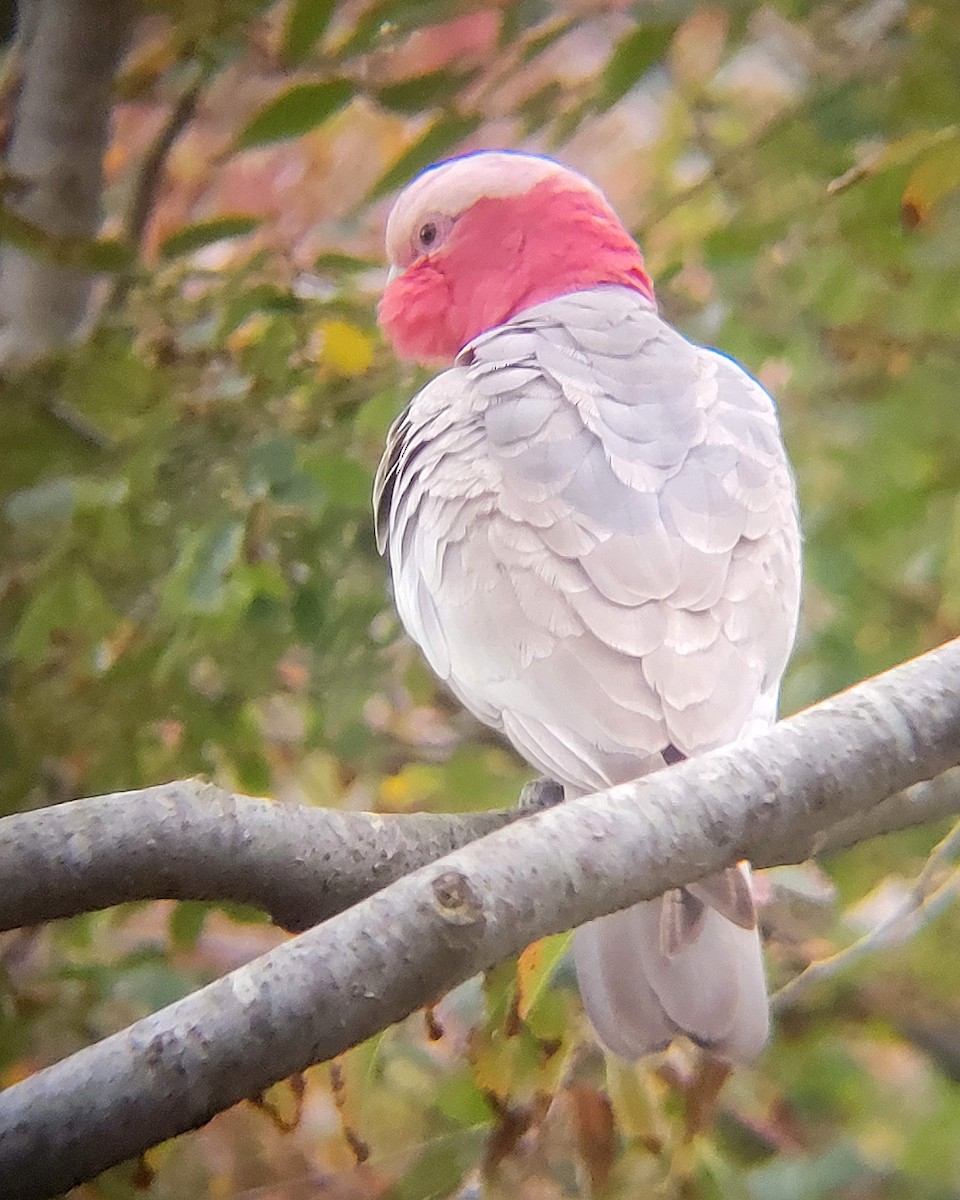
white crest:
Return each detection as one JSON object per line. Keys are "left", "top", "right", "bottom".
{"left": 384, "top": 150, "right": 608, "bottom": 266}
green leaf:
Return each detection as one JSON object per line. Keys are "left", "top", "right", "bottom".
{"left": 312, "top": 251, "right": 380, "bottom": 274}
{"left": 113, "top": 957, "right": 197, "bottom": 1012}
{"left": 365, "top": 114, "right": 482, "bottom": 202}
{"left": 292, "top": 584, "right": 329, "bottom": 639}
{"left": 158, "top": 216, "right": 260, "bottom": 261}
{"left": 246, "top": 436, "right": 297, "bottom": 494}
{"left": 331, "top": 0, "right": 395, "bottom": 56}
{"left": 5, "top": 477, "right": 76, "bottom": 526}
{"left": 217, "top": 901, "right": 269, "bottom": 925}
{"left": 434, "top": 1073, "right": 494, "bottom": 1127}
{"left": 236, "top": 79, "right": 354, "bottom": 149}
{"left": 169, "top": 901, "right": 209, "bottom": 950}
{"left": 5, "top": 476, "right": 128, "bottom": 527}
{"left": 596, "top": 22, "right": 676, "bottom": 112}
{"left": 217, "top": 283, "right": 300, "bottom": 338}
{"left": 336, "top": 0, "right": 470, "bottom": 58}
{"left": 548, "top": 97, "right": 593, "bottom": 147}
{"left": 74, "top": 238, "right": 136, "bottom": 273}
{"left": 282, "top": 0, "right": 337, "bottom": 64}
{"left": 187, "top": 522, "right": 245, "bottom": 610}
{"left": 11, "top": 571, "right": 116, "bottom": 664}
{"left": 497, "top": 2, "right": 567, "bottom": 51}
{"left": 520, "top": 15, "right": 579, "bottom": 63}
{"left": 163, "top": 522, "right": 246, "bottom": 618}
{"left": 384, "top": 1129, "right": 486, "bottom": 1200}
{"left": 375, "top": 68, "right": 480, "bottom": 115}
{"left": 746, "top": 1142, "right": 872, "bottom": 1200}
{"left": 305, "top": 454, "right": 372, "bottom": 510}
{"left": 518, "top": 81, "right": 564, "bottom": 137}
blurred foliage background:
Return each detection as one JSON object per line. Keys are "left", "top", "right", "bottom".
{"left": 1, "top": 0, "right": 959, "bottom": 1197}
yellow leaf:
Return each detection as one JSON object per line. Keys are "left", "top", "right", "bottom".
{"left": 319, "top": 319, "right": 374, "bottom": 375}
{"left": 516, "top": 931, "right": 571, "bottom": 1020}
{"left": 827, "top": 125, "right": 957, "bottom": 196}
{"left": 378, "top": 763, "right": 442, "bottom": 811}
{"left": 902, "top": 131, "right": 960, "bottom": 228}
{"left": 516, "top": 941, "right": 543, "bottom": 1015}
{"left": 470, "top": 1034, "right": 517, "bottom": 1100}
{"left": 605, "top": 1055, "right": 670, "bottom": 1147}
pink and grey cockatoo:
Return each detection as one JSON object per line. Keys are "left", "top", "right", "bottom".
{"left": 374, "top": 150, "right": 801, "bottom": 1062}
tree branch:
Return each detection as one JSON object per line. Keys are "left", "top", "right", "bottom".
{"left": 0, "top": 0, "right": 135, "bottom": 366}
{"left": 0, "top": 639, "right": 957, "bottom": 1197}
{"left": 1, "top": 765, "right": 960, "bottom": 937}
{"left": 814, "top": 765, "right": 960, "bottom": 855}
{"left": 0, "top": 782, "right": 518, "bottom": 933}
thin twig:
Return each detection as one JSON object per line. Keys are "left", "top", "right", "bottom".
{"left": 42, "top": 395, "right": 112, "bottom": 448}
{"left": 773, "top": 817, "right": 960, "bottom": 1012}
{"left": 126, "top": 67, "right": 206, "bottom": 250}
{"left": 103, "top": 63, "right": 206, "bottom": 313}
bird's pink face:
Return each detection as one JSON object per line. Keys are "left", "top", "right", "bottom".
{"left": 378, "top": 152, "right": 655, "bottom": 363}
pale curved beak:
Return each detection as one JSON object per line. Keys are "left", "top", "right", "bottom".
{"left": 387, "top": 264, "right": 400, "bottom": 284}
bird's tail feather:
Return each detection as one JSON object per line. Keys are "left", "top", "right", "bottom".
{"left": 572, "top": 865, "right": 768, "bottom": 1063}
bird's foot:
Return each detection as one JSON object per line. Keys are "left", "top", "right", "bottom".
{"left": 517, "top": 777, "right": 566, "bottom": 812}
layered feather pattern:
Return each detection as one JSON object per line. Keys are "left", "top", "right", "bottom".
{"left": 376, "top": 283, "right": 801, "bottom": 1060}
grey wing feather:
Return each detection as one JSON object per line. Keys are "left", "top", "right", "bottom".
{"left": 376, "top": 285, "right": 800, "bottom": 1062}
{"left": 373, "top": 410, "right": 407, "bottom": 554}
{"left": 376, "top": 286, "right": 800, "bottom": 786}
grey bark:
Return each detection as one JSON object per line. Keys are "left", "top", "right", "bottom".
{"left": 1, "top": 766, "right": 959, "bottom": 937}
{"left": 0, "top": 638, "right": 957, "bottom": 1198}
{"left": 0, "top": 0, "right": 134, "bottom": 366}
{"left": 0, "top": 783, "right": 518, "bottom": 933}
{"left": 814, "top": 764, "right": 960, "bottom": 855}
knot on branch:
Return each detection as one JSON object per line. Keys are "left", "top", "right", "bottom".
{"left": 430, "top": 870, "right": 484, "bottom": 927}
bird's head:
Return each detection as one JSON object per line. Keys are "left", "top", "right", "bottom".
{"left": 378, "top": 150, "right": 655, "bottom": 364}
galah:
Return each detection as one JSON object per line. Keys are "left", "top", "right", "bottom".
{"left": 374, "top": 150, "right": 801, "bottom": 1061}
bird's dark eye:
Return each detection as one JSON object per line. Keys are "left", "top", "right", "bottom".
{"left": 408, "top": 213, "right": 451, "bottom": 260}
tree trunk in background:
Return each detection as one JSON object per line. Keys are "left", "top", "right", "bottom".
{"left": 0, "top": 0, "right": 134, "bottom": 367}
